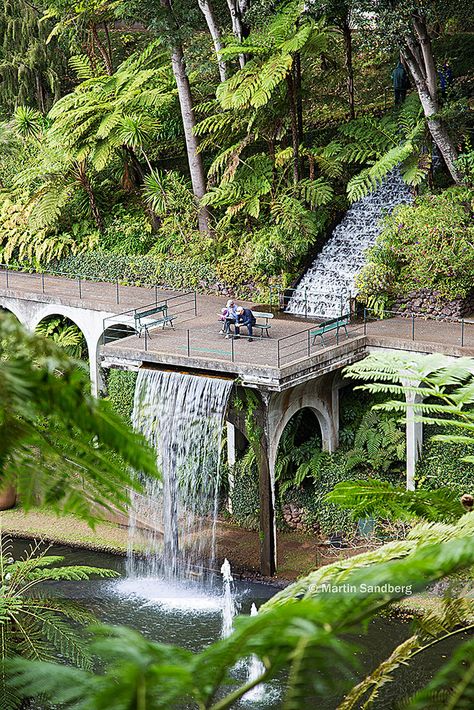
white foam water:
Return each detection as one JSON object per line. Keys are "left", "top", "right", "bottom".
{"left": 286, "top": 171, "right": 412, "bottom": 319}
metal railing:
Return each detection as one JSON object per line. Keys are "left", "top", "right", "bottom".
{"left": 0, "top": 262, "right": 182, "bottom": 307}
{"left": 269, "top": 285, "right": 351, "bottom": 320}
{"left": 362, "top": 307, "right": 474, "bottom": 349}
{"left": 102, "top": 291, "right": 197, "bottom": 346}
{"left": 276, "top": 317, "right": 364, "bottom": 367}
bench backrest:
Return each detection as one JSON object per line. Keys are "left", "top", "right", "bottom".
{"left": 135, "top": 304, "right": 168, "bottom": 321}
{"left": 321, "top": 313, "right": 349, "bottom": 329}
{"left": 313, "top": 313, "right": 350, "bottom": 334}
{"left": 254, "top": 312, "right": 274, "bottom": 321}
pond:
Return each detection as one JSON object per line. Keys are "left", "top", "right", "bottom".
{"left": 10, "top": 538, "right": 471, "bottom": 709}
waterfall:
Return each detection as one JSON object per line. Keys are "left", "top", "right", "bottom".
{"left": 127, "top": 369, "right": 233, "bottom": 579}
{"left": 286, "top": 171, "right": 412, "bottom": 319}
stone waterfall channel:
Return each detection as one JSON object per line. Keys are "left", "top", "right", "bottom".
{"left": 127, "top": 369, "right": 233, "bottom": 579}
{"left": 285, "top": 171, "right": 412, "bottom": 319}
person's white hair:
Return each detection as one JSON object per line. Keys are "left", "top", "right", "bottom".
{"left": 226, "top": 299, "right": 234, "bottom": 308}
{"left": 236, "top": 306, "right": 244, "bottom": 313}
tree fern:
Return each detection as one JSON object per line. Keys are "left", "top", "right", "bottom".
{"left": 325, "top": 480, "right": 465, "bottom": 523}
{"left": 406, "top": 639, "right": 474, "bottom": 709}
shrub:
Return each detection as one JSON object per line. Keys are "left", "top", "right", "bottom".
{"left": 287, "top": 451, "right": 365, "bottom": 537}
{"left": 356, "top": 187, "right": 474, "bottom": 302}
{"left": 229, "top": 459, "right": 260, "bottom": 530}
{"left": 101, "top": 206, "right": 155, "bottom": 256}
{"left": 54, "top": 251, "right": 218, "bottom": 290}
{"left": 106, "top": 369, "right": 137, "bottom": 423}
{"left": 416, "top": 424, "right": 474, "bottom": 495}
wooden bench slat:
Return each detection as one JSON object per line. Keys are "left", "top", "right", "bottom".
{"left": 134, "top": 304, "right": 175, "bottom": 337}
{"left": 310, "top": 314, "right": 350, "bottom": 346}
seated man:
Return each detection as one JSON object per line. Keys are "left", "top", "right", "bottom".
{"left": 235, "top": 306, "right": 256, "bottom": 342}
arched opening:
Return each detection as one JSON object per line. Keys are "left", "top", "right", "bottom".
{"left": 35, "top": 314, "right": 88, "bottom": 361}
{"left": 274, "top": 408, "right": 323, "bottom": 531}
{"left": 102, "top": 323, "right": 136, "bottom": 345}
{"left": 0, "top": 305, "right": 21, "bottom": 322}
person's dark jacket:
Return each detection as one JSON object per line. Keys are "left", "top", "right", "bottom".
{"left": 237, "top": 309, "right": 256, "bottom": 326}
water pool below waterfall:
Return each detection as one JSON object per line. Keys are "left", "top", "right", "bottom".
{"left": 10, "top": 538, "right": 473, "bottom": 709}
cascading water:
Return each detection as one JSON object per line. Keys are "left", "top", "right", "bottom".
{"left": 286, "top": 171, "right": 412, "bottom": 319}
{"left": 127, "top": 369, "right": 233, "bottom": 579}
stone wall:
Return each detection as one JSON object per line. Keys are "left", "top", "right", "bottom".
{"left": 393, "top": 289, "right": 474, "bottom": 319}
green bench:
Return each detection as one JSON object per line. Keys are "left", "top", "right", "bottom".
{"left": 253, "top": 311, "right": 274, "bottom": 338}
{"left": 311, "top": 314, "right": 350, "bottom": 346}
{"left": 134, "top": 304, "right": 175, "bottom": 338}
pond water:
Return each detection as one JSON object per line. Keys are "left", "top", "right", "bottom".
{"left": 11, "top": 538, "right": 471, "bottom": 709}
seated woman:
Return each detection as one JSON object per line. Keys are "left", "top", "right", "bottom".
{"left": 223, "top": 299, "right": 238, "bottom": 338}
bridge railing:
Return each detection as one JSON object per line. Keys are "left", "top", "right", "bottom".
{"left": 362, "top": 308, "right": 474, "bottom": 349}
{"left": 276, "top": 317, "right": 365, "bottom": 367}
{"left": 0, "top": 262, "right": 185, "bottom": 307}
{"left": 269, "top": 285, "right": 352, "bottom": 320}
{"left": 102, "top": 291, "right": 197, "bottom": 345}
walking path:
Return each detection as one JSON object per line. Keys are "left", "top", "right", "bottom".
{"left": 1, "top": 268, "right": 474, "bottom": 381}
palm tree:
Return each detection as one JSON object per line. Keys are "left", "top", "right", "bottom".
{"left": 218, "top": 0, "right": 335, "bottom": 182}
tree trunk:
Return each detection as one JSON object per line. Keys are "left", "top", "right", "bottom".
{"left": 286, "top": 71, "right": 300, "bottom": 183}
{"left": 342, "top": 17, "right": 355, "bottom": 120}
{"left": 226, "top": 0, "right": 246, "bottom": 68}
{"left": 412, "top": 14, "right": 437, "bottom": 100}
{"left": 294, "top": 52, "right": 303, "bottom": 143}
{"left": 401, "top": 45, "right": 462, "bottom": 184}
{"left": 91, "top": 24, "right": 113, "bottom": 75}
{"left": 161, "top": 0, "right": 210, "bottom": 232}
{"left": 198, "top": 0, "right": 227, "bottom": 82}
{"left": 77, "top": 162, "right": 104, "bottom": 232}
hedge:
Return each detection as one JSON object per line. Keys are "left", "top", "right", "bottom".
{"left": 55, "top": 251, "right": 218, "bottom": 291}
{"left": 416, "top": 424, "right": 474, "bottom": 495}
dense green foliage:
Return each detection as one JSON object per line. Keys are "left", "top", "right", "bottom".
{"left": 0, "top": 536, "right": 118, "bottom": 710}
{"left": 230, "top": 391, "right": 407, "bottom": 536}
{"left": 357, "top": 187, "right": 474, "bottom": 303}
{"left": 106, "top": 369, "right": 137, "bottom": 423}
{"left": 0, "top": 313, "right": 157, "bottom": 523}
{"left": 7, "top": 511, "right": 474, "bottom": 709}
{"left": 0, "top": 0, "right": 472, "bottom": 294}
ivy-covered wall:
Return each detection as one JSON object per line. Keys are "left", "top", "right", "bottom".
{"left": 416, "top": 424, "right": 474, "bottom": 495}
{"left": 106, "top": 369, "right": 138, "bottom": 424}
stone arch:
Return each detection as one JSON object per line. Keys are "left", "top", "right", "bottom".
{"left": 0, "top": 298, "right": 29, "bottom": 326}
{"left": 0, "top": 304, "right": 21, "bottom": 322}
{"left": 30, "top": 304, "right": 105, "bottom": 396}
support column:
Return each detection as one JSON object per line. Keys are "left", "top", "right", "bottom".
{"left": 256, "top": 393, "right": 276, "bottom": 577}
{"left": 226, "top": 421, "right": 236, "bottom": 513}
{"left": 405, "top": 390, "right": 423, "bottom": 491}
{"left": 88, "top": 337, "right": 102, "bottom": 398}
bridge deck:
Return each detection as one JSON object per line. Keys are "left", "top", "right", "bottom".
{"left": 2, "top": 269, "right": 474, "bottom": 389}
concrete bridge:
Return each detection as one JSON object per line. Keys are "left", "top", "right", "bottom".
{"left": 2, "top": 267, "right": 474, "bottom": 575}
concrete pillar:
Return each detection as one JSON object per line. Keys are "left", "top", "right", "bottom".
{"left": 89, "top": 347, "right": 100, "bottom": 398}
{"left": 254, "top": 393, "right": 276, "bottom": 576}
{"left": 226, "top": 421, "right": 236, "bottom": 513}
{"left": 405, "top": 390, "right": 423, "bottom": 491}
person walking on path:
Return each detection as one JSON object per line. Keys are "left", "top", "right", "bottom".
{"left": 392, "top": 60, "right": 410, "bottom": 106}
{"left": 235, "top": 306, "right": 256, "bottom": 342}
